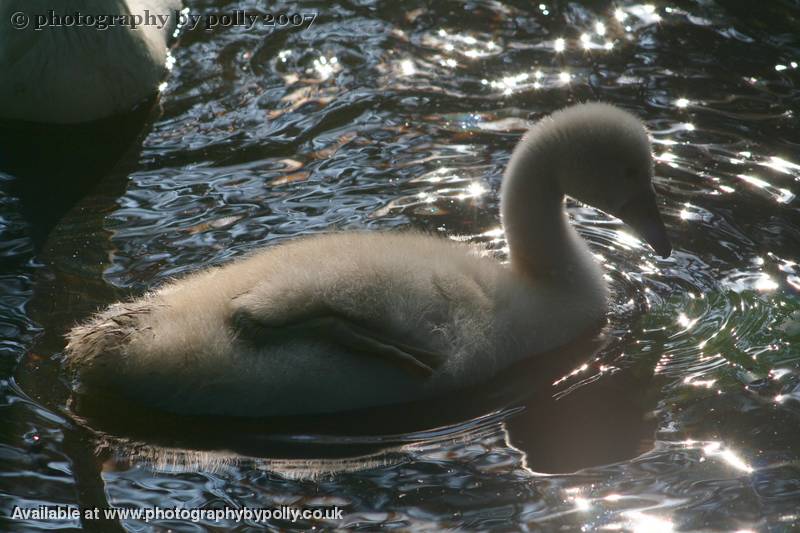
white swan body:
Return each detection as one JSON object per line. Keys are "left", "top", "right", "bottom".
{"left": 0, "top": 0, "right": 180, "bottom": 124}
{"left": 65, "top": 103, "right": 672, "bottom": 416}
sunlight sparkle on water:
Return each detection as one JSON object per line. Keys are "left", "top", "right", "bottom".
{"left": 400, "top": 60, "right": 416, "bottom": 76}
{"left": 675, "top": 98, "right": 690, "bottom": 108}
{"left": 488, "top": 72, "right": 530, "bottom": 94}
{"left": 573, "top": 497, "right": 591, "bottom": 511}
{"left": 417, "top": 192, "right": 436, "bottom": 204}
{"left": 465, "top": 182, "right": 487, "bottom": 198}
{"left": 624, "top": 511, "right": 673, "bottom": 533}
{"left": 313, "top": 56, "right": 338, "bottom": 79}
{"left": 762, "top": 156, "right": 800, "bottom": 174}
{"left": 737, "top": 174, "right": 769, "bottom": 189}
{"left": 482, "top": 228, "right": 504, "bottom": 238}
{"left": 559, "top": 71, "right": 571, "bottom": 83}
{"left": 683, "top": 376, "right": 715, "bottom": 388}
{"left": 676, "top": 313, "right": 698, "bottom": 328}
{"left": 616, "top": 231, "right": 642, "bottom": 248}
{"left": 755, "top": 275, "right": 778, "bottom": 292}
{"left": 703, "top": 442, "right": 754, "bottom": 472}
{"left": 595, "top": 22, "right": 606, "bottom": 35}
{"left": 554, "top": 38, "right": 566, "bottom": 52}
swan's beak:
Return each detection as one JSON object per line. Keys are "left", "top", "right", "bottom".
{"left": 618, "top": 191, "right": 672, "bottom": 259}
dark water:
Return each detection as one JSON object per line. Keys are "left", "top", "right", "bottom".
{"left": 2, "top": 0, "right": 800, "bottom": 531}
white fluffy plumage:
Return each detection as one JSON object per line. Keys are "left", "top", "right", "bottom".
{"left": 0, "top": 0, "right": 180, "bottom": 123}
{"left": 65, "top": 103, "right": 670, "bottom": 416}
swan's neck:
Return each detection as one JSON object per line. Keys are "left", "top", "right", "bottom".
{"left": 500, "top": 139, "right": 603, "bottom": 287}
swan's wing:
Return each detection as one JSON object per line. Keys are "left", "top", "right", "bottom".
{"left": 231, "top": 308, "right": 447, "bottom": 377}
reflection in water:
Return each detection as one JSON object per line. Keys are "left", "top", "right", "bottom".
{"left": 0, "top": 101, "right": 160, "bottom": 251}
{"left": 2, "top": 0, "right": 800, "bottom": 531}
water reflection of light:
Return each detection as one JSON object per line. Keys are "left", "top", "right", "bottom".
{"left": 653, "top": 138, "right": 677, "bottom": 146}
{"left": 574, "top": 497, "right": 591, "bottom": 511}
{"left": 755, "top": 275, "right": 778, "bottom": 292}
{"left": 432, "top": 29, "right": 499, "bottom": 59}
{"left": 775, "top": 64, "right": 788, "bottom": 72}
{"left": 552, "top": 362, "right": 590, "bottom": 385}
{"left": 761, "top": 156, "right": 800, "bottom": 174}
{"left": 581, "top": 33, "right": 591, "bottom": 49}
{"left": 313, "top": 56, "right": 338, "bottom": 79}
{"left": 683, "top": 375, "right": 715, "bottom": 388}
{"left": 675, "top": 98, "right": 690, "bottom": 108}
{"left": 676, "top": 313, "right": 698, "bottom": 328}
{"left": 679, "top": 202, "right": 706, "bottom": 221}
{"left": 683, "top": 123, "right": 695, "bottom": 131}
{"left": 559, "top": 71, "right": 571, "bottom": 83}
{"left": 627, "top": 3, "right": 662, "bottom": 24}
{"left": 165, "top": 51, "right": 176, "bottom": 71}
{"left": 624, "top": 511, "right": 673, "bottom": 533}
{"left": 595, "top": 22, "right": 606, "bottom": 35}
{"left": 464, "top": 182, "right": 487, "bottom": 198}
{"left": 400, "top": 59, "right": 416, "bottom": 76}
{"left": 616, "top": 231, "right": 642, "bottom": 249}
{"left": 737, "top": 174, "right": 770, "bottom": 189}
{"left": 604, "top": 41, "right": 614, "bottom": 50}
{"left": 417, "top": 192, "right": 436, "bottom": 204}
{"left": 485, "top": 72, "right": 534, "bottom": 94}
{"left": 702, "top": 442, "right": 754, "bottom": 472}
{"left": 554, "top": 38, "right": 566, "bottom": 52}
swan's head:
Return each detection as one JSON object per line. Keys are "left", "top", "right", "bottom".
{"left": 527, "top": 102, "right": 672, "bottom": 258}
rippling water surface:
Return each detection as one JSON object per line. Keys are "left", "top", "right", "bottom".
{"left": 2, "top": 1, "right": 800, "bottom": 531}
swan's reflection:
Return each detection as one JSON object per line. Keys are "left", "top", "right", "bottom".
{"left": 0, "top": 100, "right": 161, "bottom": 249}
{"left": 47, "top": 324, "right": 656, "bottom": 479}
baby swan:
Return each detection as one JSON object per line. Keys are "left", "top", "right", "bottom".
{"left": 0, "top": 0, "right": 180, "bottom": 124}
{"left": 65, "top": 103, "right": 672, "bottom": 417}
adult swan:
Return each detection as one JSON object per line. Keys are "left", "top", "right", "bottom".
{"left": 0, "top": 0, "right": 181, "bottom": 123}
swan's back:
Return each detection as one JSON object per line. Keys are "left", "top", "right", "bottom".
{"left": 0, "top": 0, "right": 181, "bottom": 123}
{"left": 66, "top": 232, "right": 516, "bottom": 415}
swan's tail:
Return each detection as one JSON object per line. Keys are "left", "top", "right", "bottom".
{"left": 64, "top": 301, "right": 152, "bottom": 379}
